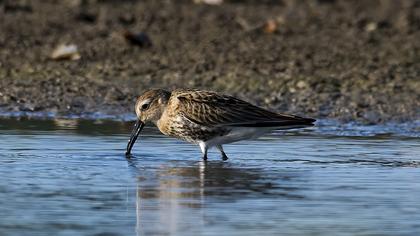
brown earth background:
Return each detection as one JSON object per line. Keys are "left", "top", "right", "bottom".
{"left": 0, "top": 0, "right": 419, "bottom": 123}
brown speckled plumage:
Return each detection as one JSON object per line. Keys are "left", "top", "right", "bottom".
{"left": 127, "top": 88, "right": 315, "bottom": 160}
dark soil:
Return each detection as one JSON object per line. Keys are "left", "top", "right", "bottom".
{"left": 1, "top": 0, "right": 419, "bottom": 123}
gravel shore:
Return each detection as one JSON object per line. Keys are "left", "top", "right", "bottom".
{"left": 1, "top": 0, "right": 419, "bottom": 123}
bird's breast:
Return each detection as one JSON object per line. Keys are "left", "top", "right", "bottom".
{"left": 157, "top": 115, "right": 228, "bottom": 143}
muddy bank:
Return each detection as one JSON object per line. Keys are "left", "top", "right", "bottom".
{"left": 0, "top": 0, "right": 419, "bottom": 123}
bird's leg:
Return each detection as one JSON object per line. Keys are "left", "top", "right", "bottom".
{"left": 199, "top": 142, "right": 208, "bottom": 161}
{"left": 217, "top": 145, "right": 228, "bottom": 161}
{"left": 202, "top": 149, "right": 208, "bottom": 161}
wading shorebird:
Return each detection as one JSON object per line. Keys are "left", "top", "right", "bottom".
{"left": 126, "top": 89, "right": 315, "bottom": 160}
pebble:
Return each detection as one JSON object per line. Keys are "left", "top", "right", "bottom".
{"left": 264, "top": 20, "right": 277, "bottom": 33}
{"left": 50, "top": 44, "right": 81, "bottom": 60}
{"left": 194, "top": 0, "right": 223, "bottom": 5}
{"left": 365, "top": 22, "right": 377, "bottom": 32}
{"left": 296, "top": 81, "right": 307, "bottom": 89}
{"left": 123, "top": 31, "right": 152, "bottom": 48}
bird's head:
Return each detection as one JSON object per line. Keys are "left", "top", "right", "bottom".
{"left": 126, "top": 89, "right": 171, "bottom": 156}
{"left": 135, "top": 89, "right": 171, "bottom": 125}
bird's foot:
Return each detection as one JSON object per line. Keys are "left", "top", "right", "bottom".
{"left": 221, "top": 152, "right": 228, "bottom": 161}
{"left": 125, "top": 152, "right": 133, "bottom": 159}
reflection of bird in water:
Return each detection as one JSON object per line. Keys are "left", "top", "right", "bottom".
{"left": 126, "top": 89, "right": 315, "bottom": 160}
{"left": 127, "top": 158, "right": 305, "bottom": 235}
{"left": 128, "top": 158, "right": 304, "bottom": 202}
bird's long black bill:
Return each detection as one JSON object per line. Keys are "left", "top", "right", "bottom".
{"left": 125, "top": 120, "right": 145, "bottom": 156}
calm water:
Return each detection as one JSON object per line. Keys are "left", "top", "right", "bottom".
{"left": 0, "top": 118, "right": 419, "bottom": 236}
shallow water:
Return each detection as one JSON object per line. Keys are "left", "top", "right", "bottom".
{"left": 0, "top": 118, "right": 419, "bottom": 236}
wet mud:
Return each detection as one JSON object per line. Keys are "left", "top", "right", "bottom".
{"left": 0, "top": 0, "right": 419, "bottom": 123}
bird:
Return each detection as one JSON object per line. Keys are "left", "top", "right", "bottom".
{"left": 126, "top": 88, "right": 315, "bottom": 160}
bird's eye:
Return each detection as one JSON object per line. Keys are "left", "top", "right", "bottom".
{"left": 141, "top": 103, "right": 149, "bottom": 110}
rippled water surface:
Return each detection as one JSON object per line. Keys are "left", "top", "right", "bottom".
{"left": 0, "top": 118, "right": 419, "bottom": 236}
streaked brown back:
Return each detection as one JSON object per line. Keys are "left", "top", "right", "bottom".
{"left": 167, "top": 89, "right": 315, "bottom": 128}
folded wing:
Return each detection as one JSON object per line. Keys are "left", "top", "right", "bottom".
{"left": 172, "top": 89, "right": 315, "bottom": 128}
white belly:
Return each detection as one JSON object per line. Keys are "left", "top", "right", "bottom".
{"left": 203, "top": 127, "right": 271, "bottom": 148}
{"left": 201, "top": 124, "right": 309, "bottom": 150}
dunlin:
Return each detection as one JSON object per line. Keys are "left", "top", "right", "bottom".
{"left": 126, "top": 89, "right": 315, "bottom": 160}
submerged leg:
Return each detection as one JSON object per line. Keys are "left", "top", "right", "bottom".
{"left": 217, "top": 145, "right": 228, "bottom": 161}
{"left": 199, "top": 142, "right": 208, "bottom": 161}
{"left": 202, "top": 150, "right": 208, "bottom": 161}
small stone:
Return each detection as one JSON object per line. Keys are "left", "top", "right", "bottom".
{"left": 123, "top": 30, "right": 152, "bottom": 48}
{"left": 296, "top": 80, "right": 307, "bottom": 89}
{"left": 50, "top": 44, "right": 81, "bottom": 60}
{"left": 365, "top": 22, "right": 377, "bottom": 32}
{"left": 264, "top": 20, "right": 277, "bottom": 34}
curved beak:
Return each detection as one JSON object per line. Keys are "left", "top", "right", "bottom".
{"left": 125, "top": 120, "right": 145, "bottom": 156}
